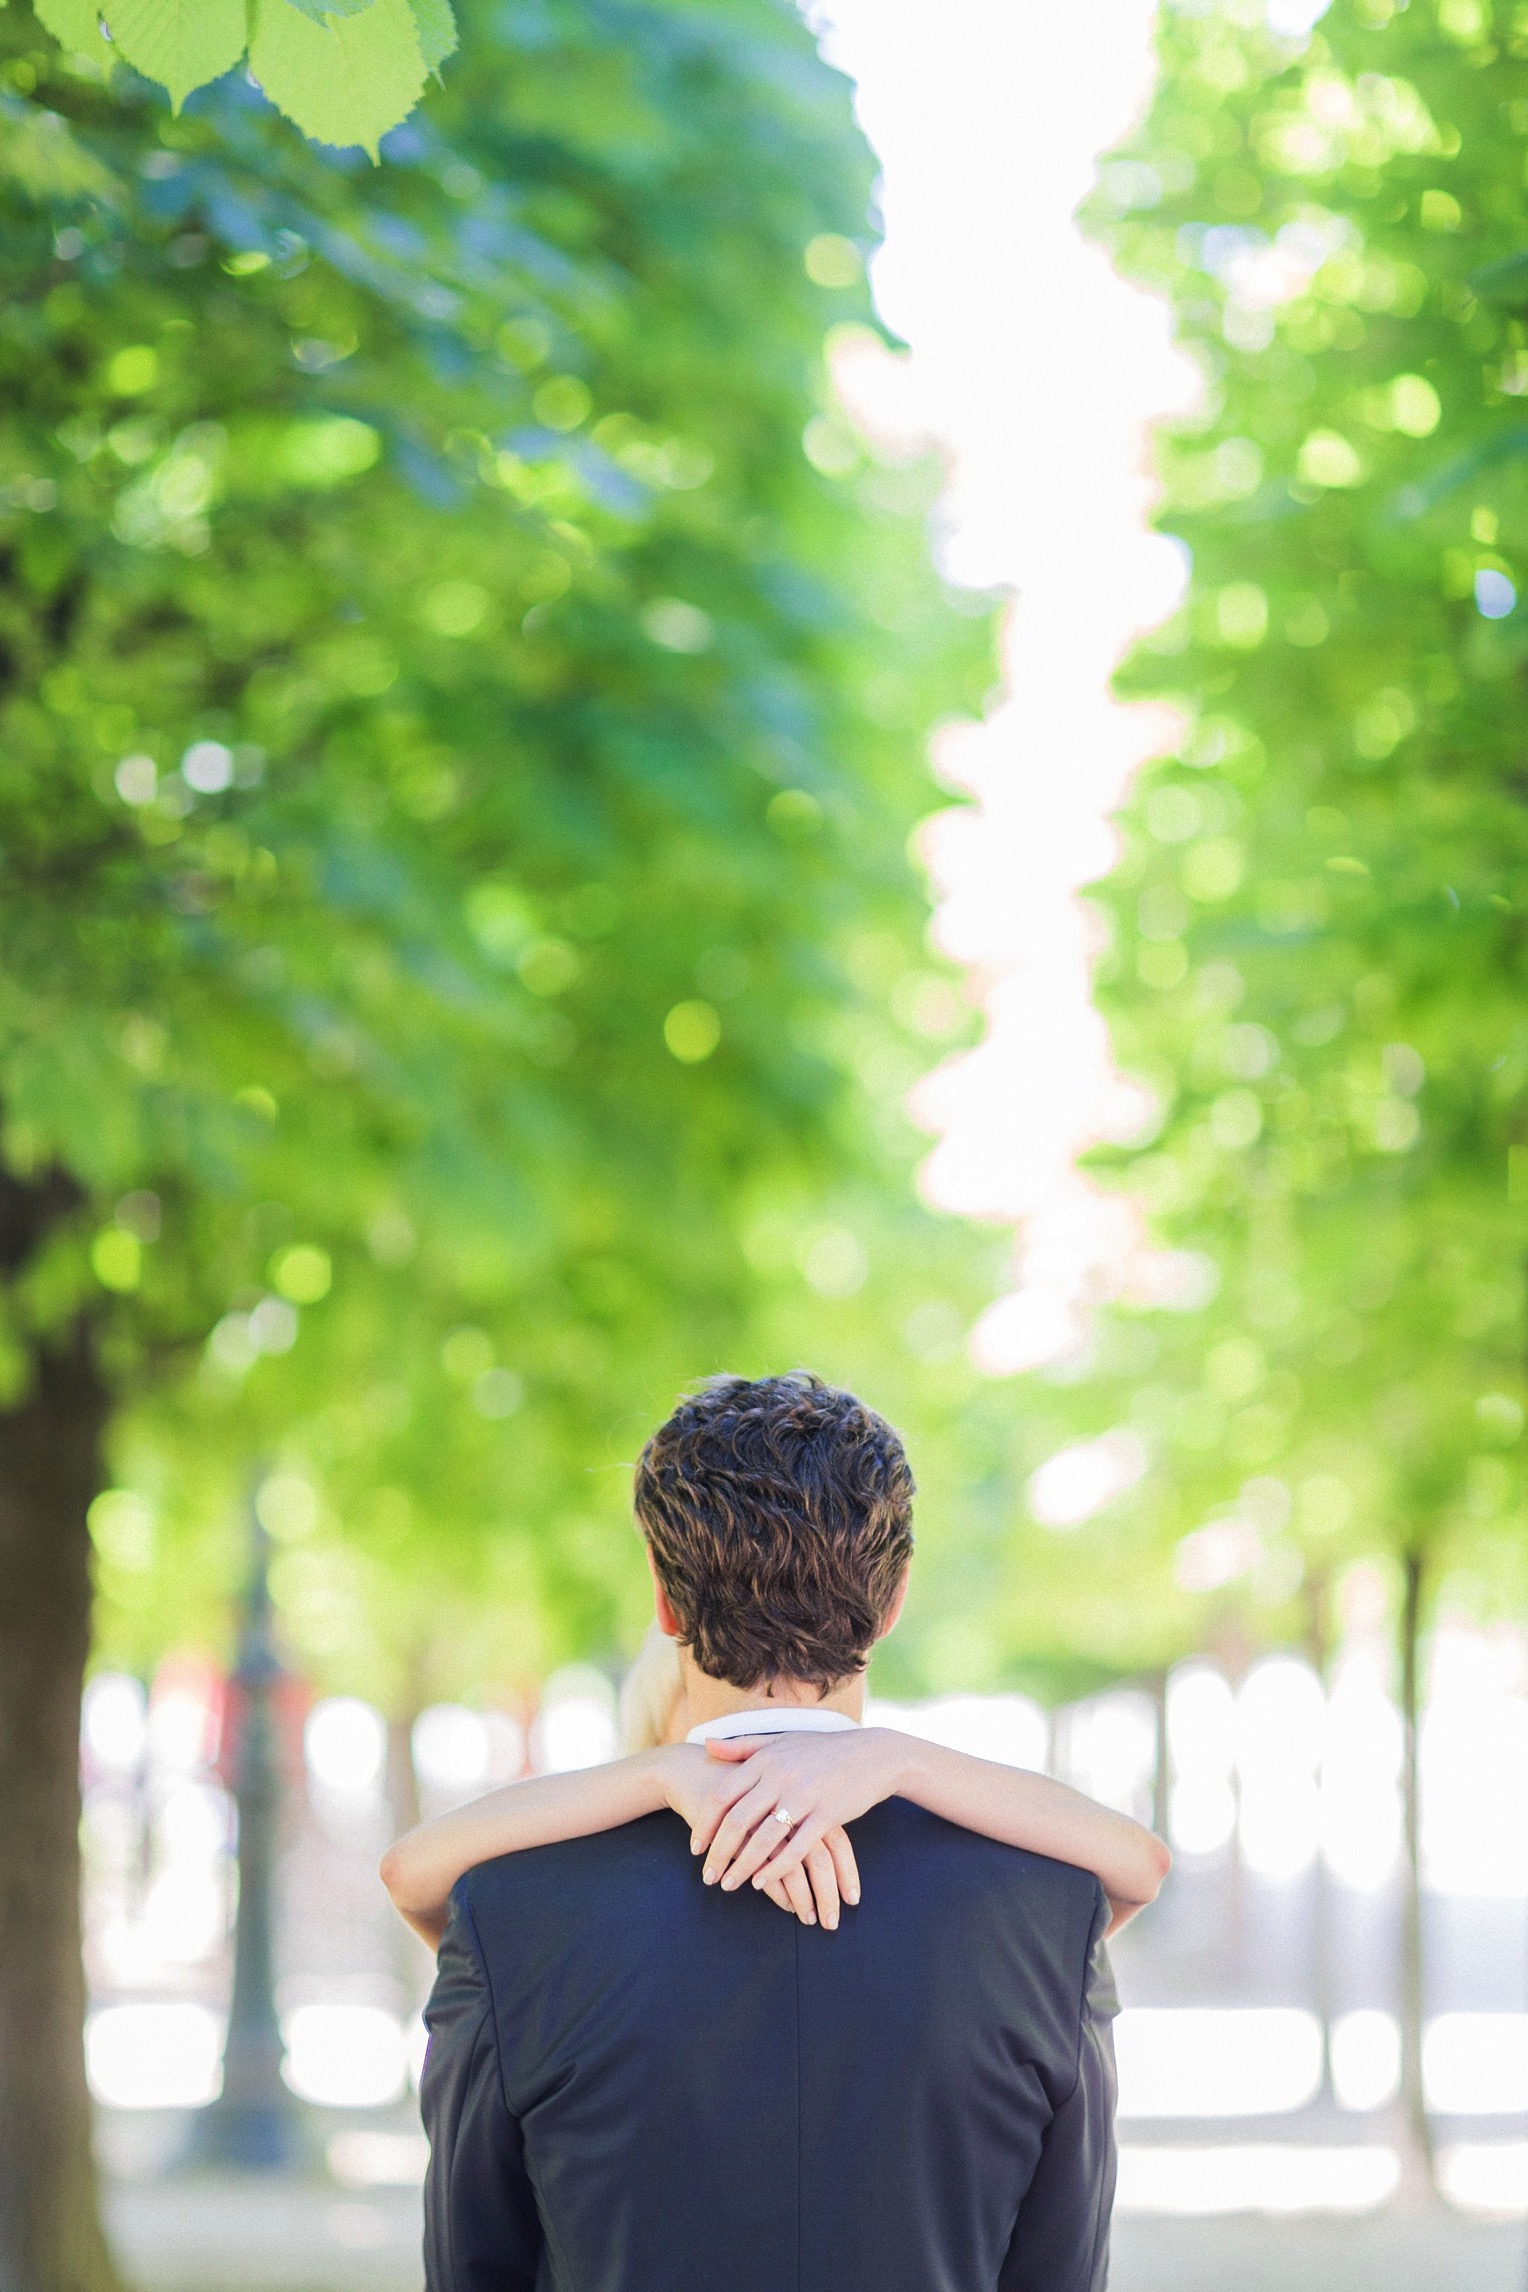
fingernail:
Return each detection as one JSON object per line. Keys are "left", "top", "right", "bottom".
{"left": 703, "top": 1870, "right": 716, "bottom": 1885}
{"left": 803, "top": 1913, "right": 816, "bottom": 1926}
{"left": 824, "top": 1916, "right": 838, "bottom": 1931}
{"left": 846, "top": 1891, "right": 860, "bottom": 1906}
{"left": 721, "top": 1875, "right": 737, "bottom": 1891}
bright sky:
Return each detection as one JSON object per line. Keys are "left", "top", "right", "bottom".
{"left": 811, "top": 0, "right": 1201, "bottom": 1374}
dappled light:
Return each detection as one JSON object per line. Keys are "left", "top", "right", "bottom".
{"left": 1116, "top": 2009, "right": 1324, "bottom": 2119}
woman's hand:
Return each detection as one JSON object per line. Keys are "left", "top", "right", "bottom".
{"left": 653, "top": 1741, "right": 862, "bottom": 1932}
{"left": 691, "top": 1729, "right": 914, "bottom": 1915}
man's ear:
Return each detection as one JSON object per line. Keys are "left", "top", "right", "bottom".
{"left": 876, "top": 1563, "right": 911, "bottom": 1642}
{"left": 646, "top": 1545, "right": 683, "bottom": 1639}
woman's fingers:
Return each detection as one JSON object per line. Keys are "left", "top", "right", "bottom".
{"left": 727, "top": 1806, "right": 829, "bottom": 1892}
{"left": 747, "top": 1812, "right": 840, "bottom": 1895}
{"left": 687, "top": 1765, "right": 757, "bottom": 1857}
{"left": 780, "top": 1863, "right": 817, "bottom": 1926}
{"left": 704, "top": 1736, "right": 769, "bottom": 1763}
{"left": 824, "top": 1825, "right": 861, "bottom": 1909}
{"left": 761, "top": 1877, "right": 794, "bottom": 1913}
{"left": 702, "top": 1781, "right": 779, "bottom": 1886}
{"left": 803, "top": 1845, "right": 842, "bottom": 1931}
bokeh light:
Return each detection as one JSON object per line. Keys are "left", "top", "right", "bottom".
{"left": 86, "top": 2002, "right": 224, "bottom": 2110}
{"left": 1116, "top": 2008, "right": 1323, "bottom": 2119}
{"left": 1320, "top": 1652, "right": 1403, "bottom": 1891}
{"left": 1115, "top": 2143, "right": 1398, "bottom": 2218}
{"left": 869, "top": 1693, "right": 1049, "bottom": 1771}
{"left": 81, "top": 1672, "right": 148, "bottom": 1775}
{"left": 532, "top": 1667, "right": 617, "bottom": 1774}
{"left": 1061, "top": 1692, "right": 1157, "bottom": 1819}
{"left": 411, "top": 1703, "right": 490, "bottom": 1800}
{"left": 1027, "top": 1430, "right": 1147, "bottom": 1530}
{"left": 1438, "top": 2142, "right": 1528, "bottom": 2219}
{"left": 328, "top": 2130, "right": 430, "bottom": 2188}
{"left": 1236, "top": 1656, "right": 1322, "bottom": 1883}
{"left": 1424, "top": 2015, "right": 1528, "bottom": 2116}
{"left": 1330, "top": 2011, "right": 1401, "bottom": 2114}
{"left": 1166, "top": 1662, "right": 1237, "bottom": 1856}
{"left": 305, "top": 1697, "right": 387, "bottom": 1795}
{"left": 281, "top": 2004, "right": 408, "bottom": 2110}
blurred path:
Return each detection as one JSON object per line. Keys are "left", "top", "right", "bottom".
{"left": 104, "top": 2172, "right": 1527, "bottom": 2291}
{"left": 1113, "top": 2210, "right": 1527, "bottom": 2291}
{"left": 105, "top": 2175, "right": 422, "bottom": 2292}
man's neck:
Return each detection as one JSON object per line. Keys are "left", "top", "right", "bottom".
{"left": 676, "top": 1650, "right": 866, "bottom": 1736}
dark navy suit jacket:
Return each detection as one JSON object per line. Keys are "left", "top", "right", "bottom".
{"left": 420, "top": 1799, "right": 1118, "bottom": 2292}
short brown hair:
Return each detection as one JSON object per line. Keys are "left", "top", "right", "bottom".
{"left": 634, "top": 1372, "right": 914, "bottom": 1693}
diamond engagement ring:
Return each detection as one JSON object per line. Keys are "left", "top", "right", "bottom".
{"left": 773, "top": 1808, "right": 794, "bottom": 1828}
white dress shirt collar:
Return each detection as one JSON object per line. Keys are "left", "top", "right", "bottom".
{"left": 686, "top": 1706, "right": 860, "bottom": 1746}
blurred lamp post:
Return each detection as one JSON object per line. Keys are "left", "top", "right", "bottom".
{"left": 195, "top": 1495, "right": 306, "bottom": 2168}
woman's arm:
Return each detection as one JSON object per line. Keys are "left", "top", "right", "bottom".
{"left": 696, "top": 1729, "right": 1171, "bottom": 1935}
{"left": 380, "top": 1744, "right": 859, "bottom": 1947}
{"left": 380, "top": 1754, "right": 675, "bottom": 1948}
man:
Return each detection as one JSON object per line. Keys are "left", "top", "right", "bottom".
{"left": 420, "top": 1372, "right": 1119, "bottom": 2292}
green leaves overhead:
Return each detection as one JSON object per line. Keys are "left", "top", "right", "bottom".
{"left": 32, "top": 0, "right": 105, "bottom": 52}
{"left": 18, "top": 0, "right": 455, "bottom": 150}
{"left": 405, "top": 0, "right": 453, "bottom": 75}
{"left": 247, "top": 0, "right": 428, "bottom": 157}
{"left": 103, "top": 0, "right": 244, "bottom": 112}
{"left": 282, "top": 0, "right": 373, "bottom": 19}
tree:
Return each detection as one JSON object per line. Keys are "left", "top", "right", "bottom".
{"left": 1047, "top": 0, "right": 1528, "bottom": 2184}
{"left": 0, "top": 4, "right": 992, "bottom": 2282}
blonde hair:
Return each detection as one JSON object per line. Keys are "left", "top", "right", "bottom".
{"left": 618, "top": 1624, "right": 684, "bottom": 1753}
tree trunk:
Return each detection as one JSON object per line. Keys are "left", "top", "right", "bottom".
{"left": 1396, "top": 1541, "right": 1436, "bottom": 2200}
{"left": 193, "top": 1516, "right": 306, "bottom": 2172}
{"left": 0, "top": 1171, "right": 120, "bottom": 2292}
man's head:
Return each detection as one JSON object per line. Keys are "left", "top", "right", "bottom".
{"left": 634, "top": 1372, "right": 914, "bottom": 1695}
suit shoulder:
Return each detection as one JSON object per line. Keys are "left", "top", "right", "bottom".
{"left": 861, "top": 1799, "right": 1105, "bottom": 1931}
{"left": 460, "top": 1811, "right": 689, "bottom": 1927}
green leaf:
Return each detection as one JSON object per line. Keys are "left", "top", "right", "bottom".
{"left": 33, "top": 0, "right": 108, "bottom": 58}
{"left": 100, "top": 0, "right": 247, "bottom": 111}
{"left": 247, "top": 0, "right": 427, "bottom": 157}
{"left": 406, "top": 0, "right": 454, "bottom": 76}
{"left": 279, "top": 0, "right": 376, "bottom": 21}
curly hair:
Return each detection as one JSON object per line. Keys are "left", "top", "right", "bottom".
{"left": 634, "top": 1372, "right": 915, "bottom": 1693}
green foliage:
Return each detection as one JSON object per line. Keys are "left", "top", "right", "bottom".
{"left": 103, "top": 0, "right": 246, "bottom": 114}
{"left": 0, "top": 0, "right": 995, "bottom": 1706}
{"left": 1058, "top": 0, "right": 1528, "bottom": 1657}
{"left": 16, "top": 0, "right": 455, "bottom": 156}
{"left": 247, "top": 0, "right": 432, "bottom": 155}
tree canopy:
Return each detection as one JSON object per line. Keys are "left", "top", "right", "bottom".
{"left": 0, "top": 0, "right": 993, "bottom": 1715}
{"left": 1041, "top": 0, "right": 1528, "bottom": 1669}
